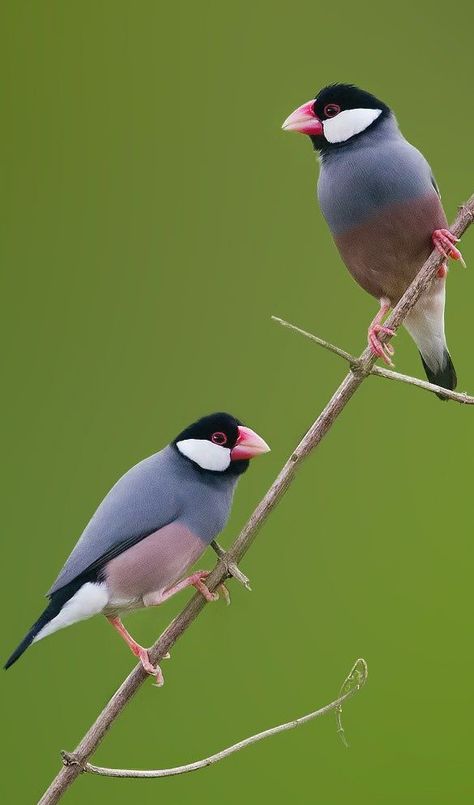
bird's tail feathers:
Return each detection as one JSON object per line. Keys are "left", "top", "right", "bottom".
{"left": 419, "top": 350, "right": 457, "bottom": 400}
{"left": 4, "top": 597, "right": 64, "bottom": 670}
{"left": 404, "top": 287, "right": 456, "bottom": 400}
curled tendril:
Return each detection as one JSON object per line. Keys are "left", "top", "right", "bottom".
{"left": 335, "top": 658, "right": 368, "bottom": 748}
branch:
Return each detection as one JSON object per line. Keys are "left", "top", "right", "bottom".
{"left": 38, "top": 194, "right": 474, "bottom": 804}
{"left": 211, "top": 539, "right": 252, "bottom": 590}
{"left": 68, "top": 658, "right": 366, "bottom": 779}
{"left": 272, "top": 317, "right": 474, "bottom": 405}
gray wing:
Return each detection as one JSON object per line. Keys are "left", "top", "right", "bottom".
{"left": 48, "top": 448, "right": 181, "bottom": 595}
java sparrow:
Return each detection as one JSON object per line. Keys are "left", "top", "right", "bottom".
{"left": 283, "top": 83, "right": 464, "bottom": 395}
{"left": 4, "top": 413, "right": 270, "bottom": 685}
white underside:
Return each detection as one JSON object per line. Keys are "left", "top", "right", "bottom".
{"left": 404, "top": 279, "right": 448, "bottom": 371}
{"left": 33, "top": 582, "right": 110, "bottom": 643}
{"left": 323, "top": 108, "right": 382, "bottom": 143}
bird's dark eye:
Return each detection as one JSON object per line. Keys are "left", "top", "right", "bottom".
{"left": 211, "top": 432, "right": 227, "bottom": 445}
{"left": 323, "top": 104, "right": 341, "bottom": 118}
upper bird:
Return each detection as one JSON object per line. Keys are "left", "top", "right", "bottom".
{"left": 282, "top": 83, "right": 464, "bottom": 395}
{"left": 4, "top": 412, "right": 270, "bottom": 686}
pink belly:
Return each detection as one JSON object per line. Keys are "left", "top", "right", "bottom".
{"left": 104, "top": 522, "right": 207, "bottom": 600}
{"left": 334, "top": 193, "right": 447, "bottom": 304}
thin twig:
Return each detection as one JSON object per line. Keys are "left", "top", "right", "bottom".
{"left": 38, "top": 194, "right": 474, "bottom": 804}
{"left": 272, "top": 316, "right": 474, "bottom": 405}
{"left": 271, "top": 317, "right": 355, "bottom": 363}
{"left": 76, "top": 659, "right": 367, "bottom": 779}
{"left": 371, "top": 365, "right": 474, "bottom": 403}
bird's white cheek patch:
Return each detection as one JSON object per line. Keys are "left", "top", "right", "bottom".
{"left": 176, "top": 439, "right": 231, "bottom": 471}
{"left": 34, "top": 582, "right": 109, "bottom": 642}
{"left": 323, "top": 108, "right": 382, "bottom": 143}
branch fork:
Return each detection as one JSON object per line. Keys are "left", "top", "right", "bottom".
{"left": 271, "top": 317, "right": 474, "bottom": 405}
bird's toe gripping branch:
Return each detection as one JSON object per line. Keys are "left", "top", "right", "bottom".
{"left": 367, "top": 298, "right": 396, "bottom": 366}
{"left": 107, "top": 617, "right": 164, "bottom": 687}
{"left": 432, "top": 228, "right": 466, "bottom": 268}
{"left": 188, "top": 571, "right": 231, "bottom": 606}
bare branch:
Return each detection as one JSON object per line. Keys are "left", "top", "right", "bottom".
{"left": 69, "top": 659, "right": 367, "bottom": 779}
{"left": 272, "top": 316, "right": 474, "bottom": 405}
{"left": 371, "top": 365, "right": 474, "bottom": 403}
{"left": 38, "top": 194, "right": 474, "bottom": 804}
{"left": 271, "top": 316, "right": 356, "bottom": 363}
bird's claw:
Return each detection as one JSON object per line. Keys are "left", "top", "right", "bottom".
{"left": 368, "top": 324, "right": 396, "bottom": 366}
{"left": 191, "top": 571, "right": 220, "bottom": 602}
{"left": 191, "top": 571, "right": 230, "bottom": 605}
{"left": 432, "top": 229, "right": 466, "bottom": 267}
{"left": 135, "top": 646, "right": 164, "bottom": 687}
{"left": 217, "top": 583, "right": 231, "bottom": 606}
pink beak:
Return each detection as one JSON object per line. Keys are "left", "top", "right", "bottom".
{"left": 282, "top": 99, "right": 323, "bottom": 136}
{"left": 231, "top": 426, "right": 270, "bottom": 461}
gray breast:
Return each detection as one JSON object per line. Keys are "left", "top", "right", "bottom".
{"left": 317, "top": 115, "right": 436, "bottom": 236}
{"left": 177, "top": 467, "right": 237, "bottom": 542}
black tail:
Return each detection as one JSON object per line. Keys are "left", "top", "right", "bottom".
{"left": 4, "top": 573, "right": 97, "bottom": 670}
{"left": 4, "top": 598, "right": 64, "bottom": 669}
{"left": 420, "top": 351, "right": 457, "bottom": 401}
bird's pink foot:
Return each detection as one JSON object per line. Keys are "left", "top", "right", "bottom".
{"left": 133, "top": 645, "right": 164, "bottom": 687}
{"left": 368, "top": 298, "right": 395, "bottom": 366}
{"left": 368, "top": 325, "right": 395, "bottom": 366}
{"left": 107, "top": 615, "right": 164, "bottom": 687}
{"left": 148, "top": 570, "right": 228, "bottom": 607}
{"left": 190, "top": 571, "right": 220, "bottom": 602}
{"left": 432, "top": 229, "right": 466, "bottom": 267}
{"left": 192, "top": 572, "right": 230, "bottom": 604}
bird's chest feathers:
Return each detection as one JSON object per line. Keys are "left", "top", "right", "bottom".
{"left": 317, "top": 142, "right": 431, "bottom": 236}
{"left": 179, "top": 478, "right": 234, "bottom": 541}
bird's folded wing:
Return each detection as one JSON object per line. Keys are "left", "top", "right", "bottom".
{"left": 48, "top": 450, "right": 181, "bottom": 595}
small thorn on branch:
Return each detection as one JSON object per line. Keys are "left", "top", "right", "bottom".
{"left": 60, "top": 752, "right": 83, "bottom": 769}
{"left": 211, "top": 541, "right": 252, "bottom": 591}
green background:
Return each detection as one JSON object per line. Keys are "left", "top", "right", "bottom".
{"left": 1, "top": 1, "right": 473, "bottom": 802}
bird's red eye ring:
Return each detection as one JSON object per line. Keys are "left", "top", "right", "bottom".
{"left": 211, "top": 432, "right": 227, "bottom": 445}
{"left": 323, "top": 104, "right": 341, "bottom": 118}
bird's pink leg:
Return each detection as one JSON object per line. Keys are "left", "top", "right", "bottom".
{"left": 107, "top": 616, "right": 164, "bottom": 687}
{"left": 432, "top": 228, "right": 466, "bottom": 267}
{"left": 144, "top": 571, "right": 230, "bottom": 607}
{"left": 368, "top": 297, "right": 396, "bottom": 366}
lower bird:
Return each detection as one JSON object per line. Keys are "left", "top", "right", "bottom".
{"left": 283, "top": 83, "right": 465, "bottom": 396}
{"left": 4, "top": 412, "right": 270, "bottom": 685}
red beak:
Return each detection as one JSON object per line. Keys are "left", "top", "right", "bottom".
{"left": 231, "top": 426, "right": 270, "bottom": 461}
{"left": 282, "top": 99, "right": 323, "bottom": 136}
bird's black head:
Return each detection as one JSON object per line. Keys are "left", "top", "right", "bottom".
{"left": 173, "top": 412, "right": 270, "bottom": 476}
{"left": 282, "top": 83, "right": 391, "bottom": 151}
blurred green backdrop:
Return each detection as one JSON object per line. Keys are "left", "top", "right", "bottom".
{"left": 1, "top": 1, "right": 473, "bottom": 803}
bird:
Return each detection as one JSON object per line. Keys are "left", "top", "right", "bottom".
{"left": 282, "top": 83, "right": 465, "bottom": 396}
{"left": 4, "top": 412, "right": 270, "bottom": 686}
